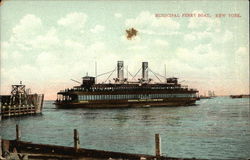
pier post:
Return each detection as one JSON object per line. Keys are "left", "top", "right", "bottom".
{"left": 74, "top": 129, "right": 80, "bottom": 151}
{"left": 0, "top": 139, "right": 2, "bottom": 158}
{"left": 16, "top": 124, "right": 21, "bottom": 141}
{"left": 155, "top": 134, "right": 161, "bottom": 157}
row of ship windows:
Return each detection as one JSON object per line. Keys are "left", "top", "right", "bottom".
{"left": 77, "top": 94, "right": 196, "bottom": 101}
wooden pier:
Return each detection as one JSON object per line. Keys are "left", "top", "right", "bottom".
{"left": 0, "top": 84, "right": 44, "bottom": 119}
{"left": 1, "top": 125, "right": 204, "bottom": 160}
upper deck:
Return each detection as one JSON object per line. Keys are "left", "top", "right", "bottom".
{"left": 57, "top": 61, "right": 198, "bottom": 95}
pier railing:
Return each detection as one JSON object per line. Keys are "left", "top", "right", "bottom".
{"left": 1, "top": 124, "right": 205, "bottom": 160}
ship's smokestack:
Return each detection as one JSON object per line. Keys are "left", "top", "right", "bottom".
{"left": 117, "top": 61, "right": 124, "bottom": 81}
{"left": 142, "top": 62, "right": 148, "bottom": 81}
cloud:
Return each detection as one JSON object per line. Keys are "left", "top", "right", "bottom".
{"left": 184, "top": 29, "right": 232, "bottom": 44}
{"left": 184, "top": 31, "right": 213, "bottom": 41}
{"left": 125, "top": 11, "right": 180, "bottom": 35}
{"left": 233, "top": 46, "right": 249, "bottom": 93}
{"left": 188, "top": 10, "right": 221, "bottom": 31}
{"left": 12, "top": 14, "right": 42, "bottom": 39}
{"left": 128, "top": 45, "right": 147, "bottom": 50}
{"left": 64, "top": 39, "right": 85, "bottom": 52}
{"left": 11, "top": 14, "right": 43, "bottom": 48}
{"left": 235, "top": 46, "right": 248, "bottom": 58}
{"left": 154, "top": 39, "right": 168, "bottom": 47}
{"left": 30, "top": 27, "right": 60, "bottom": 49}
{"left": 220, "top": 30, "right": 233, "bottom": 42}
{"left": 57, "top": 12, "right": 87, "bottom": 31}
{"left": 114, "top": 13, "right": 122, "bottom": 18}
{"left": 176, "top": 45, "right": 224, "bottom": 69}
{"left": 234, "top": 46, "right": 249, "bottom": 71}
{"left": 90, "top": 25, "right": 105, "bottom": 33}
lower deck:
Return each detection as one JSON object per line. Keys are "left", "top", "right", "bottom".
{"left": 55, "top": 97, "right": 197, "bottom": 108}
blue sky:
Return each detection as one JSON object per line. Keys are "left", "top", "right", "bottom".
{"left": 0, "top": 0, "right": 249, "bottom": 99}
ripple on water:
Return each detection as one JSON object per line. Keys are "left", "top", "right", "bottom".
{"left": 0, "top": 97, "right": 250, "bottom": 159}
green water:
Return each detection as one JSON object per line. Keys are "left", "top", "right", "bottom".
{"left": 1, "top": 97, "right": 250, "bottom": 159}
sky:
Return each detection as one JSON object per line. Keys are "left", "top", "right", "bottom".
{"left": 0, "top": 0, "right": 249, "bottom": 100}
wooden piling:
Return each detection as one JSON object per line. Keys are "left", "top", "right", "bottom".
{"left": 74, "top": 129, "right": 80, "bottom": 151}
{"left": 155, "top": 134, "right": 161, "bottom": 157}
{"left": 0, "top": 139, "right": 2, "bottom": 158}
{"left": 16, "top": 124, "right": 21, "bottom": 141}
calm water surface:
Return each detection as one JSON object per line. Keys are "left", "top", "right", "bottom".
{"left": 1, "top": 97, "right": 250, "bottom": 160}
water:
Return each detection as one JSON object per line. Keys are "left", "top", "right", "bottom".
{"left": 1, "top": 97, "right": 250, "bottom": 160}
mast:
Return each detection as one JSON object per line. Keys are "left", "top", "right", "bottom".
{"left": 95, "top": 61, "right": 97, "bottom": 83}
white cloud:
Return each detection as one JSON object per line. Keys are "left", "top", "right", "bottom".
{"left": 184, "top": 31, "right": 213, "bottom": 42}
{"left": 154, "top": 39, "right": 168, "bottom": 47}
{"left": 184, "top": 34, "right": 196, "bottom": 41}
{"left": 1, "top": 42, "right": 10, "bottom": 60}
{"left": 57, "top": 12, "right": 87, "bottom": 31}
{"left": 90, "top": 25, "right": 105, "bottom": 33}
{"left": 64, "top": 39, "right": 85, "bottom": 51}
{"left": 176, "top": 45, "right": 224, "bottom": 69}
{"left": 221, "top": 30, "right": 233, "bottom": 42}
{"left": 233, "top": 46, "right": 249, "bottom": 93}
{"left": 31, "top": 27, "right": 60, "bottom": 49}
{"left": 12, "top": 14, "right": 42, "bottom": 39}
{"left": 128, "top": 45, "right": 147, "bottom": 50}
{"left": 184, "top": 29, "right": 232, "bottom": 44}
{"left": 87, "top": 42, "right": 106, "bottom": 55}
{"left": 114, "top": 13, "right": 122, "bottom": 18}
{"left": 36, "top": 52, "right": 58, "bottom": 66}
{"left": 188, "top": 10, "right": 221, "bottom": 31}
{"left": 11, "top": 14, "right": 43, "bottom": 48}
{"left": 235, "top": 46, "right": 248, "bottom": 58}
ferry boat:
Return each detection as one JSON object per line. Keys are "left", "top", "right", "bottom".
{"left": 0, "top": 83, "right": 44, "bottom": 118}
{"left": 55, "top": 61, "right": 198, "bottom": 108}
{"left": 230, "top": 94, "right": 250, "bottom": 98}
